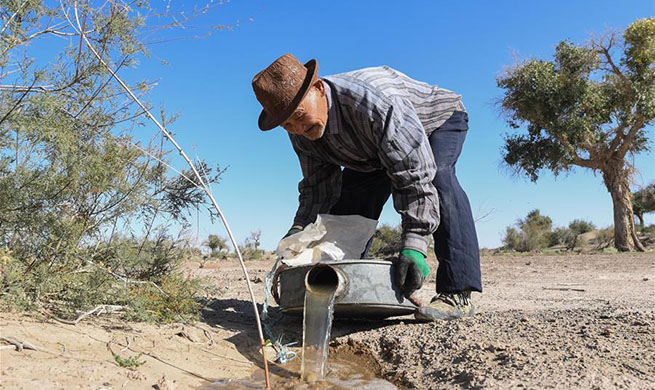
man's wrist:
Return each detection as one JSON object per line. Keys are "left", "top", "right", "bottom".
{"left": 402, "top": 232, "right": 429, "bottom": 256}
{"left": 401, "top": 248, "right": 429, "bottom": 278}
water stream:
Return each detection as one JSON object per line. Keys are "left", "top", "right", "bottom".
{"left": 301, "top": 285, "right": 337, "bottom": 382}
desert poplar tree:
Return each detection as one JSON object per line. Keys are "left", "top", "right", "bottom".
{"left": 497, "top": 18, "right": 655, "bottom": 251}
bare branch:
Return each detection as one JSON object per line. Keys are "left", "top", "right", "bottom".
{"left": 48, "top": 304, "right": 124, "bottom": 325}
{"left": 592, "top": 33, "right": 630, "bottom": 84}
{"left": 0, "top": 336, "right": 39, "bottom": 351}
{"left": 0, "top": 77, "right": 37, "bottom": 126}
{"left": 551, "top": 132, "right": 598, "bottom": 169}
{"left": 0, "top": 84, "right": 55, "bottom": 92}
{"left": 570, "top": 156, "right": 599, "bottom": 169}
{"left": 617, "top": 115, "right": 647, "bottom": 159}
{"left": 0, "top": 24, "right": 90, "bottom": 58}
{"left": 474, "top": 208, "right": 497, "bottom": 223}
{"left": 607, "top": 123, "right": 628, "bottom": 152}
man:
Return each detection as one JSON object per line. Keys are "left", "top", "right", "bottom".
{"left": 252, "top": 53, "right": 482, "bottom": 320}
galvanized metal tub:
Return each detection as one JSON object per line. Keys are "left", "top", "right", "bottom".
{"left": 277, "top": 259, "right": 416, "bottom": 319}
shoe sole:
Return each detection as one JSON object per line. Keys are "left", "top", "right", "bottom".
{"left": 414, "top": 307, "right": 475, "bottom": 322}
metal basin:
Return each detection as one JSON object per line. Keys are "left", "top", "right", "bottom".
{"left": 278, "top": 259, "right": 416, "bottom": 319}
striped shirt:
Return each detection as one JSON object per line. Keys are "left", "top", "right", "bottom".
{"left": 289, "top": 66, "right": 465, "bottom": 255}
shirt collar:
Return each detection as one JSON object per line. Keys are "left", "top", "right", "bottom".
{"left": 323, "top": 79, "right": 340, "bottom": 135}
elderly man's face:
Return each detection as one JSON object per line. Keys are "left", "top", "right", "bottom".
{"left": 281, "top": 80, "right": 329, "bottom": 141}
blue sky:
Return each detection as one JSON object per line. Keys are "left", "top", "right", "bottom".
{"left": 122, "top": 0, "right": 654, "bottom": 250}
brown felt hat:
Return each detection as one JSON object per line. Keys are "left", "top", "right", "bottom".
{"left": 252, "top": 53, "right": 318, "bottom": 131}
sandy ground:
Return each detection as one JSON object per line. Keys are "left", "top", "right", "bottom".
{"left": 1, "top": 252, "right": 654, "bottom": 389}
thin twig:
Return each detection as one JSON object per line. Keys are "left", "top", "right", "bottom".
{"left": 78, "top": 256, "right": 169, "bottom": 296}
{"left": 542, "top": 287, "right": 586, "bottom": 292}
{"left": 0, "top": 0, "right": 29, "bottom": 36}
{"left": 126, "top": 140, "right": 198, "bottom": 189}
{"left": 0, "top": 85, "right": 56, "bottom": 92}
{"left": 120, "top": 336, "right": 131, "bottom": 352}
{"left": 474, "top": 208, "right": 498, "bottom": 223}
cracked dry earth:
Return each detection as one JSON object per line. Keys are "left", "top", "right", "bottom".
{"left": 331, "top": 252, "right": 655, "bottom": 389}
{"left": 334, "top": 309, "right": 654, "bottom": 389}
{"left": 1, "top": 252, "right": 654, "bottom": 389}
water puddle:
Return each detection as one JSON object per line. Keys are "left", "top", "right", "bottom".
{"left": 199, "top": 353, "right": 398, "bottom": 389}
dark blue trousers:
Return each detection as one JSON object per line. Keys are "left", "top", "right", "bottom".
{"left": 329, "top": 111, "right": 482, "bottom": 293}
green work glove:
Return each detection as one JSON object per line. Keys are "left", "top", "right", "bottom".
{"left": 393, "top": 249, "right": 429, "bottom": 297}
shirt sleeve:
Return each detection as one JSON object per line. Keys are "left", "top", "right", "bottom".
{"left": 290, "top": 140, "right": 342, "bottom": 229}
{"left": 377, "top": 97, "right": 440, "bottom": 256}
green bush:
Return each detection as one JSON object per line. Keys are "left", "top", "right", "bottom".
{"left": 562, "top": 219, "right": 596, "bottom": 249}
{"left": 502, "top": 210, "right": 553, "bottom": 252}
{"left": 0, "top": 0, "right": 221, "bottom": 323}
{"left": 568, "top": 219, "right": 595, "bottom": 235}
{"left": 0, "top": 237, "right": 207, "bottom": 323}
{"left": 368, "top": 224, "right": 402, "bottom": 258}
{"left": 549, "top": 227, "right": 570, "bottom": 247}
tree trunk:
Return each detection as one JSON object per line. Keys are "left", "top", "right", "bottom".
{"left": 602, "top": 166, "right": 645, "bottom": 252}
{"left": 636, "top": 213, "right": 644, "bottom": 229}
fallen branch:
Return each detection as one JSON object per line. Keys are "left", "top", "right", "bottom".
{"left": 0, "top": 336, "right": 39, "bottom": 351}
{"left": 542, "top": 287, "right": 586, "bottom": 292}
{"left": 49, "top": 304, "right": 125, "bottom": 325}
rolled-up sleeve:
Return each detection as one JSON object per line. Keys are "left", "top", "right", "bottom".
{"left": 377, "top": 98, "right": 439, "bottom": 255}
{"left": 291, "top": 144, "right": 342, "bottom": 228}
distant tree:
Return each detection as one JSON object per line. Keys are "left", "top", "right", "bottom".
{"left": 241, "top": 230, "right": 264, "bottom": 260}
{"left": 206, "top": 234, "right": 228, "bottom": 258}
{"left": 497, "top": 18, "right": 655, "bottom": 251}
{"left": 503, "top": 209, "right": 553, "bottom": 252}
{"left": 633, "top": 183, "right": 655, "bottom": 228}
{"left": 247, "top": 230, "right": 262, "bottom": 250}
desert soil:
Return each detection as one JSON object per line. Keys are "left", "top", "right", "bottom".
{"left": 1, "top": 252, "right": 654, "bottom": 389}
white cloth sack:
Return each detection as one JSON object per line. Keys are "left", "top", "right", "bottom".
{"left": 276, "top": 214, "right": 378, "bottom": 267}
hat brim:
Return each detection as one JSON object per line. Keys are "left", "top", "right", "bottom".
{"left": 258, "top": 59, "right": 318, "bottom": 131}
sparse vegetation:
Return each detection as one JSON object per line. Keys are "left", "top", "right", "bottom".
{"left": 0, "top": 1, "right": 222, "bottom": 323}
{"left": 502, "top": 211, "right": 617, "bottom": 253}
{"left": 111, "top": 350, "right": 146, "bottom": 370}
{"left": 239, "top": 230, "right": 266, "bottom": 260}
{"left": 368, "top": 224, "right": 402, "bottom": 258}
{"left": 503, "top": 210, "right": 553, "bottom": 252}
